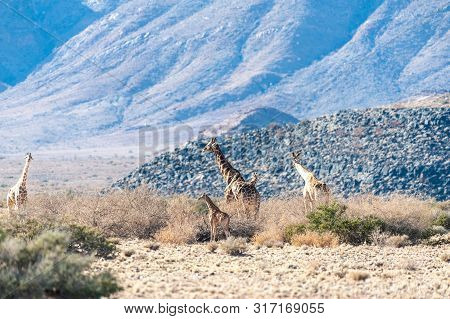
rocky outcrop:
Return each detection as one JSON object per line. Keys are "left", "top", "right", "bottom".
{"left": 111, "top": 107, "right": 449, "bottom": 200}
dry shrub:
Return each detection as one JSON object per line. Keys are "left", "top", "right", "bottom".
{"left": 252, "top": 229, "right": 284, "bottom": 248}
{"left": 348, "top": 271, "right": 370, "bottom": 281}
{"left": 218, "top": 200, "right": 261, "bottom": 238}
{"left": 423, "top": 233, "right": 450, "bottom": 246}
{"left": 123, "top": 249, "right": 135, "bottom": 257}
{"left": 9, "top": 191, "right": 445, "bottom": 246}
{"left": 22, "top": 188, "right": 168, "bottom": 239}
{"left": 0, "top": 231, "right": 120, "bottom": 298}
{"left": 385, "top": 234, "right": 410, "bottom": 247}
{"left": 401, "top": 259, "right": 417, "bottom": 271}
{"left": 258, "top": 197, "right": 307, "bottom": 231}
{"left": 145, "top": 241, "right": 160, "bottom": 251}
{"left": 155, "top": 195, "right": 203, "bottom": 244}
{"left": 371, "top": 230, "right": 410, "bottom": 247}
{"left": 291, "top": 231, "right": 339, "bottom": 248}
{"left": 219, "top": 237, "right": 247, "bottom": 256}
{"left": 346, "top": 195, "right": 445, "bottom": 239}
{"left": 206, "top": 242, "right": 218, "bottom": 253}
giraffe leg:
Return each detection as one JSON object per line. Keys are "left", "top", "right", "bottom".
{"left": 303, "top": 188, "right": 308, "bottom": 212}
{"left": 14, "top": 192, "right": 20, "bottom": 210}
{"left": 210, "top": 219, "right": 214, "bottom": 242}
{"left": 223, "top": 217, "right": 231, "bottom": 239}
{"left": 309, "top": 194, "right": 314, "bottom": 211}
{"left": 224, "top": 189, "right": 234, "bottom": 202}
{"left": 213, "top": 223, "right": 217, "bottom": 242}
{"left": 6, "top": 192, "right": 14, "bottom": 213}
{"left": 253, "top": 195, "right": 260, "bottom": 220}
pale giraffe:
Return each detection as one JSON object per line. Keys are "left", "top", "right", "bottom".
{"left": 7, "top": 153, "right": 33, "bottom": 213}
{"left": 198, "top": 193, "right": 231, "bottom": 241}
{"left": 291, "top": 152, "right": 330, "bottom": 211}
{"left": 202, "top": 137, "right": 260, "bottom": 218}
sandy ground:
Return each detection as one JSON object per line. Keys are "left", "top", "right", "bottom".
{"left": 0, "top": 151, "right": 137, "bottom": 195}
{"left": 93, "top": 240, "right": 450, "bottom": 299}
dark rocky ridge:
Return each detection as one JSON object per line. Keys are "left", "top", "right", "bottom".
{"left": 111, "top": 107, "right": 449, "bottom": 201}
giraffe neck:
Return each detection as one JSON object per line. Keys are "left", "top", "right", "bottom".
{"left": 19, "top": 160, "right": 31, "bottom": 187}
{"left": 204, "top": 195, "right": 219, "bottom": 212}
{"left": 294, "top": 162, "right": 314, "bottom": 182}
{"left": 212, "top": 146, "right": 243, "bottom": 185}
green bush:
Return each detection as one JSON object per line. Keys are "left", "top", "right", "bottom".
{"left": 306, "top": 203, "right": 384, "bottom": 245}
{"left": 63, "top": 224, "right": 116, "bottom": 258}
{"left": 2, "top": 219, "right": 50, "bottom": 240}
{"left": 1, "top": 220, "right": 116, "bottom": 258}
{"left": 0, "top": 231, "right": 121, "bottom": 298}
{"left": 433, "top": 212, "right": 450, "bottom": 230}
{"left": 334, "top": 216, "right": 384, "bottom": 245}
{"left": 307, "top": 203, "right": 347, "bottom": 233}
{"left": 0, "top": 228, "right": 6, "bottom": 243}
{"left": 283, "top": 224, "right": 306, "bottom": 243}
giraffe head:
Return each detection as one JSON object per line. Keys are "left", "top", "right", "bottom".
{"left": 291, "top": 151, "right": 301, "bottom": 164}
{"left": 202, "top": 137, "right": 218, "bottom": 153}
{"left": 25, "top": 153, "right": 33, "bottom": 162}
{"left": 248, "top": 173, "right": 258, "bottom": 185}
{"left": 198, "top": 193, "right": 208, "bottom": 201}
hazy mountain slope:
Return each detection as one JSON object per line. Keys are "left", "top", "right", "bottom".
{"left": 240, "top": 0, "right": 450, "bottom": 116}
{"left": 0, "top": 0, "right": 123, "bottom": 86}
{"left": 0, "top": 0, "right": 448, "bottom": 153}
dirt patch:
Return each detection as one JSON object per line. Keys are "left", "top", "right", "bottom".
{"left": 92, "top": 240, "right": 449, "bottom": 298}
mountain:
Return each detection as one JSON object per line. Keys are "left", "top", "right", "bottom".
{"left": 111, "top": 106, "right": 450, "bottom": 201}
{"left": 0, "top": 0, "right": 448, "bottom": 153}
{"left": 201, "top": 107, "right": 299, "bottom": 136}
{"left": 0, "top": 1, "right": 123, "bottom": 87}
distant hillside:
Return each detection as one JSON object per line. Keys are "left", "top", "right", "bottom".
{"left": 0, "top": 0, "right": 121, "bottom": 86}
{"left": 111, "top": 106, "right": 450, "bottom": 201}
{"left": 0, "top": 0, "right": 448, "bottom": 153}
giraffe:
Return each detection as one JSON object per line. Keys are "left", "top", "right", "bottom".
{"left": 198, "top": 193, "right": 231, "bottom": 241}
{"left": 202, "top": 137, "right": 260, "bottom": 218}
{"left": 291, "top": 152, "right": 330, "bottom": 211}
{"left": 6, "top": 153, "right": 33, "bottom": 213}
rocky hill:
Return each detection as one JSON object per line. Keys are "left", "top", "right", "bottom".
{"left": 111, "top": 106, "right": 450, "bottom": 201}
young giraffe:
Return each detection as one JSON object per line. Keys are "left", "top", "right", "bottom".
{"left": 291, "top": 152, "right": 330, "bottom": 211}
{"left": 198, "top": 193, "right": 231, "bottom": 242}
{"left": 6, "top": 153, "right": 33, "bottom": 213}
{"left": 202, "top": 137, "right": 260, "bottom": 218}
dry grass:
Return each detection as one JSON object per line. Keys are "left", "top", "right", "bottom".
{"left": 155, "top": 196, "right": 203, "bottom": 244}
{"left": 400, "top": 259, "right": 417, "bottom": 271}
{"left": 349, "top": 271, "right": 370, "bottom": 281}
{"left": 423, "top": 233, "right": 450, "bottom": 246}
{"left": 346, "top": 194, "right": 445, "bottom": 239}
{"left": 219, "top": 237, "right": 247, "bottom": 256}
{"left": 440, "top": 253, "right": 450, "bottom": 262}
{"left": 252, "top": 229, "right": 284, "bottom": 248}
{"left": 17, "top": 188, "right": 169, "bottom": 239}
{"left": 371, "top": 230, "right": 410, "bottom": 247}
{"left": 291, "top": 231, "right": 339, "bottom": 248}
{"left": 206, "top": 242, "right": 218, "bottom": 253}
{"left": 144, "top": 241, "right": 160, "bottom": 251}
{"left": 2, "top": 190, "right": 447, "bottom": 246}
{"left": 123, "top": 249, "right": 135, "bottom": 257}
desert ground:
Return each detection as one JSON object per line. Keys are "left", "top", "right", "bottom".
{"left": 94, "top": 240, "right": 449, "bottom": 299}
{"left": 0, "top": 149, "right": 137, "bottom": 194}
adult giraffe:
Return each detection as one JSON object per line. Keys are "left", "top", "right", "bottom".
{"left": 203, "top": 137, "right": 260, "bottom": 218}
{"left": 7, "top": 153, "right": 33, "bottom": 212}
